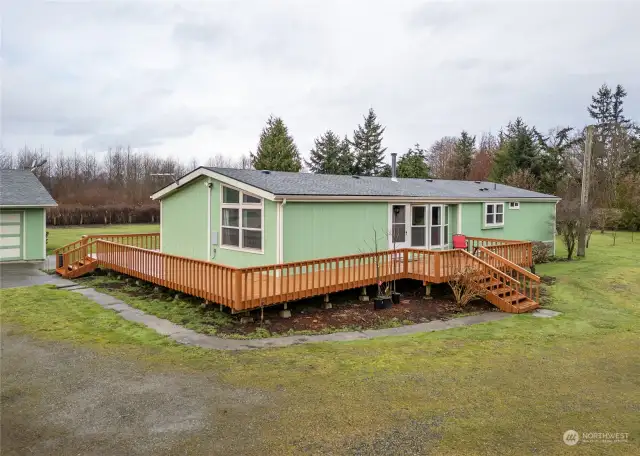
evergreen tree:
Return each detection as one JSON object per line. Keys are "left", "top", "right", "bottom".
{"left": 397, "top": 144, "right": 431, "bottom": 178}
{"left": 350, "top": 108, "right": 387, "bottom": 176}
{"left": 305, "top": 130, "right": 353, "bottom": 174}
{"left": 452, "top": 131, "right": 476, "bottom": 179}
{"left": 251, "top": 115, "right": 302, "bottom": 172}
{"left": 490, "top": 118, "right": 541, "bottom": 183}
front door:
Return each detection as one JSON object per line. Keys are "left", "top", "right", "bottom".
{"left": 390, "top": 204, "right": 409, "bottom": 249}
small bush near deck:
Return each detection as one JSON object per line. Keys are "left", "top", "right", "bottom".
{"left": 447, "top": 267, "right": 487, "bottom": 308}
{"left": 532, "top": 241, "right": 552, "bottom": 264}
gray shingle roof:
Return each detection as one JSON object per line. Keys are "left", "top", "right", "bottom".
{"left": 0, "top": 169, "right": 57, "bottom": 207}
{"left": 207, "top": 168, "right": 559, "bottom": 199}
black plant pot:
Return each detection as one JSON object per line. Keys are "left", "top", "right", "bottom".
{"left": 391, "top": 292, "right": 401, "bottom": 305}
{"left": 374, "top": 296, "right": 393, "bottom": 310}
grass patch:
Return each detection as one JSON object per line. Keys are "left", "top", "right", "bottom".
{"left": 3, "top": 232, "right": 640, "bottom": 455}
{"left": 46, "top": 223, "right": 159, "bottom": 253}
{"left": 75, "top": 275, "right": 235, "bottom": 336}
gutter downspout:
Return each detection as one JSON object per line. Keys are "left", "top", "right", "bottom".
{"left": 207, "top": 180, "right": 212, "bottom": 261}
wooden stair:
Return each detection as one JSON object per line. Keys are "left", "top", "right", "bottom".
{"left": 56, "top": 256, "right": 98, "bottom": 279}
{"left": 472, "top": 251, "right": 540, "bottom": 314}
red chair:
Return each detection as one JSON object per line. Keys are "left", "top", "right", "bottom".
{"left": 452, "top": 234, "right": 468, "bottom": 249}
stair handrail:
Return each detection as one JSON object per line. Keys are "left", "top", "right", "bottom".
{"left": 477, "top": 247, "right": 540, "bottom": 283}
{"left": 58, "top": 240, "right": 98, "bottom": 272}
{"left": 458, "top": 250, "right": 521, "bottom": 286}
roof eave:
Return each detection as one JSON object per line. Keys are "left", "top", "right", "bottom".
{"left": 0, "top": 203, "right": 58, "bottom": 208}
{"left": 150, "top": 167, "right": 277, "bottom": 201}
{"left": 274, "top": 195, "right": 561, "bottom": 202}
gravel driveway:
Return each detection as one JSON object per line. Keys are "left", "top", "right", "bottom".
{"left": 1, "top": 327, "right": 276, "bottom": 456}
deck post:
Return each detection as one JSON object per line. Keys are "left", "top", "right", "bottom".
{"left": 424, "top": 283, "right": 433, "bottom": 300}
{"left": 234, "top": 269, "right": 242, "bottom": 313}
{"left": 358, "top": 287, "right": 369, "bottom": 302}
{"left": 322, "top": 294, "right": 332, "bottom": 309}
{"left": 279, "top": 302, "right": 291, "bottom": 318}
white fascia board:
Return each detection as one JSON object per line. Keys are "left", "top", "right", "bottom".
{"left": 151, "top": 168, "right": 276, "bottom": 201}
{"left": 0, "top": 204, "right": 58, "bottom": 208}
{"left": 274, "top": 195, "right": 561, "bottom": 203}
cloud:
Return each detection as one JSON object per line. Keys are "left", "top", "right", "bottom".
{"left": 2, "top": 0, "right": 639, "bottom": 163}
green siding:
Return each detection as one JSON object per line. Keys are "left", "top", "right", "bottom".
{"left": 160, "top": 177, "right": 277, "bottom": 267}
{"left": 460, "top": 201, "right": 556, "bottom": 242}
{"left": 25, "top": 209, "right": 45, "bottom": 260}
{"left": 283, "top": 202, "right": 388, "bottom": 262}
{"left": 161, "top": 179, "right": 209, "bottom": 260}
{"left": 0, "top": 208, "right": 46, "bottom": 261}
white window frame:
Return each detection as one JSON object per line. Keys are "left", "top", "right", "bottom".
{"left": 220, "top": 185, "right": 264, "bottom": 254}
{"left": 410, "top": 205, "right": 427, "bottom": 247}
{"left": 428, "top": 204, "right": 449, "bottom": 249}
{"left": 509, "top": 201, "right": 520, "bottom": 210}
{"left": 484, "top": 202, "right": 505, "bottom": 228}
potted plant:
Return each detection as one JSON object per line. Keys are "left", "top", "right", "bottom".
{"left": 374, "top": 282, "right": 393, "bottom": 310}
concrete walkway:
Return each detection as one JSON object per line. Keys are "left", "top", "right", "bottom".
{"left": 68, "top": 286, "right": 512, "bottom": 351}
{"left": 0, "top": 262, "right": 74, "bottom": 289}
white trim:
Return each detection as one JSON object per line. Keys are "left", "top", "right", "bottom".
{"left": 388, "top": 204, "right": 410, "bottom": 249}
{"left": 483, "top": 202, "right": 505, "bottom": 228}
{"left": 22, "top": 210, "right": 26, "bottom": 260}
{"left": 276, "top": 201, "right": 284, "bottom": 263}
{"left": 219, "top": 184, "right": 264, "bottom": 254}
{"left": 409, "top": 205, "right": 427, "bottom": 248}
{"left": 456, "top": 203, "right": 462, "bottom": 234}
{"left": 0, "top": 204, "right": 57, "bottom": 208}
{"left": 42, "top": 209, "right": 47, "bottom": 259}
{"left": 276, "top": 195, "right": 560, "bottom": 203}
{"left": 151, "top": 168, "right": 276, "bottom": 201}
{"left": 160, "top": 200, "right": 163, "bottom": 251}
{"left": 206, "top": 180, "right": 212, "bottom": 260}
{"left": 508, "top": 201, "right": 520, "bottom": 210}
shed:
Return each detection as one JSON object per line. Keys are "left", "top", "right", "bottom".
{"left": 0, "top": 169, "right": 57, "bottom": 262}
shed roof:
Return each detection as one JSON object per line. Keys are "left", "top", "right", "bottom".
{"left": 0, "top": 169, "right": 57, "bottom": 207}
{"left": 206, "top": 168, "right": 559, "bottom": 200}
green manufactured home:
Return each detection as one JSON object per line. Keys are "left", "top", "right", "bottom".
{"left": 0, "top": 169, "right": 57, "bottom": 263}
{"left": 151, "top": 167, "right": 560, "bottom": 268}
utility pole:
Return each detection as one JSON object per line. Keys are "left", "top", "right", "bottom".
{"left": 577, "top": 125, "right": 593, "bottom": 257}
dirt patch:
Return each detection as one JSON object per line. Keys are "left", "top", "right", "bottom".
{"left": 79, "top": 275, "right": 497, "bottom": 338}
{"left": 220, "top": 281, "right": 496, "bottom": 337}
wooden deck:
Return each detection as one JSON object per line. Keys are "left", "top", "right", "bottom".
{"left": 55, "top": 234, "right": 539, "bottom": 313}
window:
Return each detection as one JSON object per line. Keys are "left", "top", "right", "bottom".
{"left": 485, "top": 202, "right": 504, "bottom": 227}
{"left": 411, "top": 206, "right": 426, "bottom": 247}
{"left": 430, "top": 205, "right": 442, "bottom": 246}
{"left": 220, "top": 185, "right": 263, "bottom": 251}
{"left": 509, "top": 202, "right": 520, "bottom": 210}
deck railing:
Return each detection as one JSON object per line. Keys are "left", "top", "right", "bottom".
{"left": 94, "top": 240, "right": 237, "bottom": 307}
{"left": 57, "top": 235, "right": 537, "bottom": 312}
{"left": 475, "top": 246, "right": 540, "bottom": 305}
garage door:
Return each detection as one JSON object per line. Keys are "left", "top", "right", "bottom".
{"left": 0, "top": 212, "right": 23, "bottom": 261}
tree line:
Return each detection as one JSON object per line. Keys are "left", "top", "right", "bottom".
{"left": 250, "top": 83, "right": 640, "bottom": 239}
{"left": 0, "top": 147, "right": 250, "bottom": 225}
{"left": 1, "top": 83, "right": 638, "bottom": 234}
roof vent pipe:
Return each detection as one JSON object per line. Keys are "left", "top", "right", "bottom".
{"left": 391, "top": 153, "right": 398, "bottom": 182}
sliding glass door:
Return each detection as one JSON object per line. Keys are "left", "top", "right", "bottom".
{"left": 391, "top": 204, "right": 450, "bottom": 249}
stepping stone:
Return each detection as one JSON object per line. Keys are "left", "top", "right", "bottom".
{"left": 532, "top": 309, "right": 562, "bottom": 318}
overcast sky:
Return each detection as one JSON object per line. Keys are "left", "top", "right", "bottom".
{"left": 2, "top": 0, "right": 639, "bottom": 164}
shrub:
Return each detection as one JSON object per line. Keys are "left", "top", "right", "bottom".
{"left": 532, "top": 242, "right": 551, "bottom": 264}
{"left": 447, "top": 267, "right": 487, "bottom": 308}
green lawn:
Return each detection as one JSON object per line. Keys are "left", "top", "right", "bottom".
{"left": 2, "top": 232, "right": 639, "bottom": 455}
{"left": 46, "top": 223, "right": 159, "bottom": 253}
